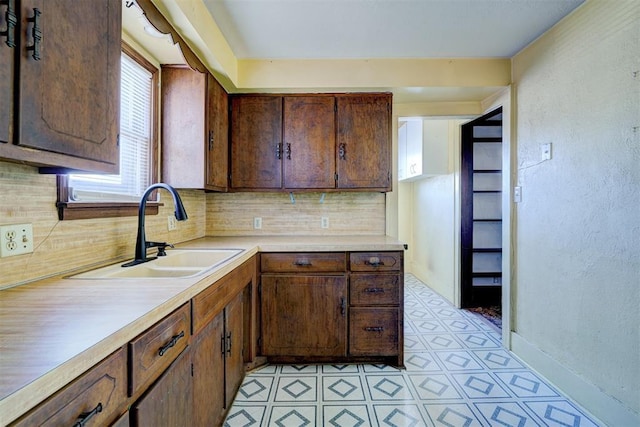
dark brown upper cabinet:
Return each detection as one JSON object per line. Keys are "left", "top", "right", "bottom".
{"left": 0, "top": 0, "right": 15, "bottom": 146}
{"left": 283, "top": 96, "right": 336, "bottom": 189}
{"left": 161, "top": 66, "right": 229, "bottom": 191}
{"left": 0, "top": 0, "right": 121, "bottom": 173}
{"left": 230, "top": 95, "right": 283, "bottom": 190}
{"left": 230, "top": 92, "right": 392, "bottom": 192}
{"left": 336, "top": 94, "right": 392, "bottom": 191}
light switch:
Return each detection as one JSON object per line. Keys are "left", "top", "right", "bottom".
{"left": 541, "top": 143, "right": 552, "bottom": 160}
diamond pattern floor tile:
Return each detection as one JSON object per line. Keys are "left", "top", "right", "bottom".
{"left": 224, "top": 274, "right": 603, "bottom": 427}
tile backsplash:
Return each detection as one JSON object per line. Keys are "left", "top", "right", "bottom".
{"left": 0, "top": 162, "right": 205, "bottom": 289}
{"left": 1, "top": 161, "right": 386, "bottom": 288}
{"left": 206, "top": 191, "right": 386, "bottom": 236}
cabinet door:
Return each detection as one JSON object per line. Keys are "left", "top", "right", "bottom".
{"left": 261, "top": 275, "right": 347, "bottom": 357}
{"left": 283, "top": 96, "right": 336, "bottom": 189}
{"left": 192, "top": 311, "right": 225, "bottom": 427}
{"left": 132, "top": 348, "right": 193, "bottom": 427}
{"left": 230, "top": 96, "right": 283, "bottom": 189}
{"left": 15, "top": 0, "right": 120, "bottom": 172}
{"left": 206, "top": 74, "right": 229, "bottom": 191}
{"left": 0, "top": 0, "right": 15, "bottom": 145}
{"left": 336, "top": 94, "right": 392, "bottom": 190}
{"left": 225, "top": 292, "right": 244, "bottom": 409}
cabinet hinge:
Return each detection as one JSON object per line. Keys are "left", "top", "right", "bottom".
{"left": 116, "top": 134, "right": 120, "bottom": 147}
{"left": 258, "top": 336, "right": 262, "bottom": 348}
{"left": 334, "top": 173, "right": 338, "bottom": 182}
{"left": 191, "top": 363, "right": 194, "bottom": 377}
{"left": 334, "top": 103, "right": 337, "bottom": 112}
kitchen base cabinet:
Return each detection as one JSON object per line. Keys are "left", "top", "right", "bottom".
{"left": 10, "top": 347, "right": 128, "bottom": 427}
{"left": 192, "top": 309, "right": 225, "bottom": 426}
{"left": 259, "top": 251, "right": 403, "bottom": 366}
{"left": 191, "top": 256, "right": 256, "bottom": 426}
{"left": 131, "top": 347, "right": 193, "bottom": 427}
{"left": 261, "top": 275, "right": 348, "bottom": 357}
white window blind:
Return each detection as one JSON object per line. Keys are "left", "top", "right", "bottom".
{"left": 69, "top": 52, "right": 153, "bottom": 202}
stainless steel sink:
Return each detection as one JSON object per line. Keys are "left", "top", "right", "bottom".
{"left": 69, "top": 249, "right": 243, "bottom": 279}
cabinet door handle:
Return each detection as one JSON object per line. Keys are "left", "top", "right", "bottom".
{"left": 338, "top": 143, "right": 346, "bottom": 160}
{"left": 365, "top": 257, "right": 384, "bottom": 267}
{"left": 364, "top": 287, "right": 385, "bottom": 293}
{"left": 293, "top": 259, "right": 312, "bottom": 267}
{"left": 26, "top": 8, "right": 41, "bottom": 60}
{"left": 158, "top": 330, "right": 185, "bottom": 357}
{"left": 364, "top": 326, "right": 384, "bottom": 332}
{"left": 208, "top": 130, "right": 214, "bottom": 151}
{"left": 340, "top": 297, "right": 346, "bottom": 316}
{"left": 276, "top": 143, "right": 282, "bottom": 159}
{"left": 285, "top": 143, "right": 291, "bottom": 160}
{"left": 0, "top": 0, "right": 17, "bottom": 48}
{"left": 72, "top": 402, "right": 102, "bottom": 427}
{"left": 227, "top": 332, "right": 232, "bottom": 354}
{"left": 220, "top": 334, "right": 225, "bottom": 355}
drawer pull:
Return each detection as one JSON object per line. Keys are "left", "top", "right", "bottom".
{"left": 365, "top": 257, "right": 384, "bottom": 267}
{"left": 364, "top": 327, "right": 384, "bottom": 332}
{"left": 158, "top": 330, "right": 185, "bottom": 357}
{"left": 364, "top": 287, "right": 385, "bottom": 293}
{"left": 73, "top": 402, "right": 102, "bottom": 427}
{"left": 293, "top": 259, "right": 312, "bottom": 267}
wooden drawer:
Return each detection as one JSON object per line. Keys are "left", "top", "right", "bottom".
{"left": 349, "top": 307, "right": 399, "bottom": 356}
{"left": 12, "top": 347, "right": 127, "bottom": 427}
{"left": 261, "top": 252, "right": 346, "bottom": 273}
{"left": 350, "top": 274, "right": 400, "bottom": 306}
{"left": 349, "top": 252, "right": 403, "bottom": 272}
{"left": 129, "top": 303, "right": 190, "bottom": 396}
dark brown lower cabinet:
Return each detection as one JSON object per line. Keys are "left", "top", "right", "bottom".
{"left": 261, "top": 274, "right": 348, "bottom": 357}
{"left": 191, "top": 292, "right": 244, "bottom": 426}
{"left": 131, "top": 347, "right": 193, "bottom": 427}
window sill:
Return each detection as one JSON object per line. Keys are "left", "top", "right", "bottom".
{"left": 57, "top": 202, "right": 161, "bottom": 220}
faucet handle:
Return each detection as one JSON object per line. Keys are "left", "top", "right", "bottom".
{"left": 147, "top": 241, "right": 174, "bottom": 257}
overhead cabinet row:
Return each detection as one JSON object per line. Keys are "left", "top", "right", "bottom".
{"left": 229, "top": 94, "right": 392, "bottom": 192}
{"left": 162, "top": 67, "right": 393, "bottom": 192}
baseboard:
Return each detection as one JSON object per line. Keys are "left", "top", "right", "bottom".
{"left": 510, "top": 332, "right": 639, "bottom": 427}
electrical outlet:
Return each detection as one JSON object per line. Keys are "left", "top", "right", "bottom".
{"left": 254, "top": 217, "right": 262, "bottom": 229}
{"left": 0, "top": 224, "right": 34, "bottom": 258}
{"left": 167, "top": 215, "right": 177, "bottom": 231}
{"left": 321, "top": 217, "right": 329, "bottom": 229}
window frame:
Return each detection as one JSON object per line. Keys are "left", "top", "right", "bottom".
{"left": 57, "top": 42, "right": 160, "bottom": 220}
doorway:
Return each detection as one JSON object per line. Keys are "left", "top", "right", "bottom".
{"left": 460, "top": 107, "right": 503, "bottom": 312}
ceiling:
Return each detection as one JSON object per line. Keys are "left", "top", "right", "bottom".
{"left": 124, "top": 0, "right": 585, "bottom": 103}
{"left": 201, "top": 0, "right": 584, "bottom": 59}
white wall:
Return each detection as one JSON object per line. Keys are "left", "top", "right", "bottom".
{"left": 511, "top": 0, "right": 640, "bottom": 424}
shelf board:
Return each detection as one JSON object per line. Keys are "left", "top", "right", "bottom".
{"left": 473, "top": 190, "right": 501, "bottom": 193}
{"left": 471, "top": 272, "right": 503, "bottom": 277}
{"left": 473, "top": 218, "right": 502, "bottom": 222}
{"left": 472, "top": 248, "right": 502, "bottom": 253}
{"left": 471, "top": 137, "right": 502, "bottom": 143}
{"left": 473, "top": 169, "right": 502, "bottom": 174}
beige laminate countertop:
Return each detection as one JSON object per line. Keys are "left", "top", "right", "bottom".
{"left": 0, "top": 235, "right": 404, "bottom": 425}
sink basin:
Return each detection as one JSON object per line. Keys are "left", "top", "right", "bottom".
{"left": 70, "top": 249, "right": 243, "bottom": 279}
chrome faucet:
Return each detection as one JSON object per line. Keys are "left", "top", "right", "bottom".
{"left": 123, "top": 183, "right": 188, "bottom": 267}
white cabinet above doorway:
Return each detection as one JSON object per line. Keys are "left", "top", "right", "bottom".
{"left": 398, "top": 118, "right": 455, "bottom": 181}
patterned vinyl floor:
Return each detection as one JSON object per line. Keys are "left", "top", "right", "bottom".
{"left": 224, "top": 274, "right": 602, "bottom": 426}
